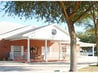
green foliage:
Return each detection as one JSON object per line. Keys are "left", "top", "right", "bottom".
{"left": 1, "top": 1, "right": 63, "bottom": 23}
{"left": 76, "top": 30, "right": 96, "bottom": 43}
{"left": 1, "top": 1, "right": 97, "bottom": 24}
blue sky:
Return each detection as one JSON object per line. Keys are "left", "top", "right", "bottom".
{"left": 0, "top": 10, "right": 85, "bottom": 32}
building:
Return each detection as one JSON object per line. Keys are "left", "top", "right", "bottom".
{"left": 0, "top": 22, "right": 95, "bottom": 62}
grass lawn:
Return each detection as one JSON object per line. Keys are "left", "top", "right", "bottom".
{"left": 79, "top": 65, "right": 98, "bottom": 72}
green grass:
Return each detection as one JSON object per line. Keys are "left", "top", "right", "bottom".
{"left": 79, "top": 65, "right": 98, "bottom": 72}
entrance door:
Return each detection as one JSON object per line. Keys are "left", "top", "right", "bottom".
{"left": 10, "top": 46, "right": 24, "bottom": 60}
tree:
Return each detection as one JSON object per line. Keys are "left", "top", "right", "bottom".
{"left": 86, "top": 2, "right": 98, "bottom": 65}
{"left": 76, "top": 32, "right": 95, "bottom": 43}
{"left": 1, "top": 1, "right": 96, "bottom": 71}
{"left": 76, "top": 25, "right": 96, "bottom": 43}
{"left": 77, "top": 1, "right": 98, "bottom": 65}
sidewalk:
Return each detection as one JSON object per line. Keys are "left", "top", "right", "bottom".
{"left": 0, "top": 61, "right": 69, "bottom": 72}
{"left": 0, "top": 56, "right": 97, "bottom": 72}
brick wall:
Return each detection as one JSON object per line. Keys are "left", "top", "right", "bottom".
{"left": 0, "top": 39, "right": 80, "bottom": 61}
{"left": 10, "top": 39, "right": 54, "bottom": 58}
{"left": 0, "top": 39, "right": 11, "bottom": 59}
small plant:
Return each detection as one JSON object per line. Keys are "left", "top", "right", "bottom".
{"left": 30, "top": 47, "right": 35, "bottom": 50}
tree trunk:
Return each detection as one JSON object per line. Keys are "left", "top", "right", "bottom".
{"left": 58, "top": 2, "right": 78, "bottom": 71}
{"left": 67, "top": 22, "right": 77, "bottom": 72}
{"left": 95, "top": 19, "right": 98, "bottom": 66}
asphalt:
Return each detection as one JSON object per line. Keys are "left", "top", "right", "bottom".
{"left": 0, "top": 56, "right": 97, "bottom": 73}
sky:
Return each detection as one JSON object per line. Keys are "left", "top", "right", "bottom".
{"left": 0, "top": 2, "right": 85, "bottom": 33}
{"left": 0, "top": 11, "right": 85, "bottom": 32}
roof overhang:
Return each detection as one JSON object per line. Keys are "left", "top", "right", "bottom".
{"left": 80, "top": 42, "right": 96, "bottom": 47}
{"left": 0, "top": 24, "right": 71, "bottom": 41}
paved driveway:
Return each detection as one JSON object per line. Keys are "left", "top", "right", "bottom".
{"left": 0, "top": 56, "right": 97, "bottom": 72}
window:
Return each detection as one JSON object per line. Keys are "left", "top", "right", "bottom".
{"left": 51, "top": 29, "right": 57, "bottom": 35}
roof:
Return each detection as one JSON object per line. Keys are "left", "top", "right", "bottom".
{"left": 0, "top": 22, "right": 80, "bottom": 41}
{"left": 80, "top": 42, "right": 96, "bottom": 47}
{"left": 0, "top": 25, "right": 36, "bottom": 40}
{"left": 23, "top": 24, "right": 71, "bottom": 41}
{"left": 0, "top": 23, "right": 72, "bottom": 41}
{"left": 0, "top": 21, "right": 23, "bottom": 34}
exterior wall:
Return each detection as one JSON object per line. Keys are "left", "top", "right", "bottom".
{"left": 60, "top": 43, "right": 80, "bottom": 61}
{"left": 0, "top": 39, "right": 11, "bottom": 60}
{"left": 76, "top": 44, "right": 81, "bottom": 56}
{"left": 47, "top": 42, "right": 59, "bottom": 60}
{"left": 10, "top": 39, "right": 54, "bottom": 61}
{"left": 11, "top": 39, "right": 52, "bottom": 50}
{"left": 0, "top": 39, "right": 80, "bottom": 61}
{"left": 47, "top": 42, "right": 72, "bottom": 61}
{"left": 10, "top": 39, "right": 42, "bottom": 59}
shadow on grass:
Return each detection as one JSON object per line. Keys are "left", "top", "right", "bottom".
{"left": 89, "top": 64, "right": 98, "bottom": 66}
{"left": 79, "top": 64, "right": 98, "bottom": 72}
{"left": 0, "top": 66, "right": 39, "bottom": 72}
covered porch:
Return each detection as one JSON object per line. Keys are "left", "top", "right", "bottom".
{"left": 80, "top": 42, "right": 96, "bottom": 56}
{"left": 2, "top": 24, "right": 72, "bottom": 63}
{"left": 10, "top": 39, "right": 64, "bottom": 63}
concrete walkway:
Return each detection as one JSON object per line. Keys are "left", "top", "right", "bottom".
{"left": 1, "top": 61, "right": 69, "bottom": 72}
{"left": 0, "top": 56, "right": 97, "bottom": 72}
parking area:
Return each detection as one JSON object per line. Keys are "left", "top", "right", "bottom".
{"left": 0, "top": 56, "right": 97, "bottom": 73}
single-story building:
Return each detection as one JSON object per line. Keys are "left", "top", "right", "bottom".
{"left": 0, "top": 22, "right": 95, "bottom": 62}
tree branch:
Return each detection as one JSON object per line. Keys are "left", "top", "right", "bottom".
{"left": 73, "top": 2, "right": 95, "bottom": 23}
{"left": 58, "top": 1, "right": 73, "bottom": 24}
{"left": 58, "top": 1, "right": 70, "bottom": 23}
{"left": 69, "top": 2, "right": 81, "bottom": 19}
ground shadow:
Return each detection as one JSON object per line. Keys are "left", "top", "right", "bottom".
{"left": 0, "top": 66, "right": 39, "bottom": 72}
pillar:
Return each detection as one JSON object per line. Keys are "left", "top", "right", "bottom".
{"left": 27, "top": 37, "right": 30, "bottom": 63}
{"left": 45, "top": 40, "right": 48, "bottom": 61}
{"left": 92, "top": 45, "right": 95, "bottom": 56}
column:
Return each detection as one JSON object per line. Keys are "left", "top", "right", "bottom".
{"left": 21, "top": 46, "right": 24, "bottom": 56}
{"left": 10, "top": 46, "right": 14, "bottom": 60}
{"left": 27, "top": 37, "right": 30, "bottom": 63}
{"left": 92, "top": 45, "right": 95, "bottom": 56}
{"left": 45, "top": 40, "right": 48, "bottom": 61}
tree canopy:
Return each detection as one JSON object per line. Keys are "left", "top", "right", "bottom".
{"left": 1, "top": 1, "right": 96, "bottom": 24}
{"left": 76, "top": 30, "right": 96, "bottom": 43}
